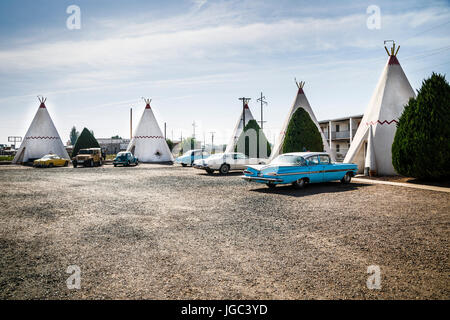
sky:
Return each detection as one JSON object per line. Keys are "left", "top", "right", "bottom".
{"left": 0, "top": 0, "right": 449, "bottom": 145}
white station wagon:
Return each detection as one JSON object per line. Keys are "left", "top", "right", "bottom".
{"left": 193, "top": 152, "right": 265, "bottom": 175}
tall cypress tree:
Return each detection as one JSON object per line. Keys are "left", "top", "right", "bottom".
{"left": 69, "top": 126, "right": 79, "bottom": 145}
{"left": 72, "top": 127, "right": 100, "bottom": 157}
{"left": 282, "top": 107, "right": 323, "bottom": 153}
{"left": 392, "top": 73, "right": 450, "bottom": 179}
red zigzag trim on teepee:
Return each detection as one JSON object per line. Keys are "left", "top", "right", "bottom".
{"left": 133, "top": 136, "right": 164, "bottom": 139}
{"left": 26, "top": 136, "right": 60, "bottom": 140}
{"left": 365, "top": 120, "right": 398, "bottom": 126}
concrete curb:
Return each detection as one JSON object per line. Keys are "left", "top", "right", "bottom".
{"left": 352, "top": 177, "right": 450, "bottom": 193}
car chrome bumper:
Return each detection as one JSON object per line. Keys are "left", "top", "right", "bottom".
{"left": 241, "top": 175, "right": 283, "bottom": 182}
{"left": 193, "top": 164, "right": 208, "bottom": 169}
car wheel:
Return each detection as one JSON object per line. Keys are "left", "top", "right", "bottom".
{"left": 64, "top": 161, "right": 68, "bottom": 167}
{"left": 73, "top": 162, "right": 77, "bottom": 168}
{"left": 219, "top": 164, "right": 230, "bottom": 175}
{"left": 293, "top": 178, "right": 306, "bottom": 189}
{"left": 135, "top": 161, "right": 139, "bottom": 166}
{"left": 266, "top": 183, "right": 276, "bottom": 189}
{"left": 181, "top": 163, "right": 187, "bottom": 167}
{"left": 206, "top": 168, "right": 214, "bottom": 175}
{"left": 48, "top": 163, "right": 53, "bottom": 168}
{"left": 341, "top": 172, "right": 352, "bottom": 184}
{"left": 114, "top": 164, "right": 117, "bottom": 167}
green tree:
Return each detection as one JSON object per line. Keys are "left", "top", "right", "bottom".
{"left": 181, "top": 137, "right": 198, "bottom": 153}
{"left": 166, "top": 139, "right": 174, "bottom": 151}
{"left": 392, "top": 73, "right": 450, "bottom": 179}
{"left": 72, "top": 127, "right": 100, "bottom": 157}
{"left": 282, "top": 107, "right": 323, "bottom": 153}
{"left": 69, "top": 126, "right": 79, "bottom": 146}
{"left": 111, "top": 135, "right": 122, "bottom": 139}
{"left": 234, "top": 120, "right": 271, "bottom": 158}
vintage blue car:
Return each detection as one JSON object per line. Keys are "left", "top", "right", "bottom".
{"left": 113, "top": 151, "right": 139, "bottom": 167}
{"left": 242, "top": 152, "right": 358, "bottom": 189}
{"left": 175, "top": 149, "right": 210, "bottom": 167}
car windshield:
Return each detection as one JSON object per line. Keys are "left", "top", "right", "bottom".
{"left": 117, "top": 152, "right": 127, "bottom": 157}
{"left": 271, "top": 155, "right": 306, "bottom": 165}
{"left": 79, "top": 150, "right": 93, "bottom": 154}
{"left": 182, "top": 150, "right": 193, "bottom": 156}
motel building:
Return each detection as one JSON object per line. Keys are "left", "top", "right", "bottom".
{"left": 318, "top": 115, "right": 363, "bottom": 162}
{"left": 97, "top": 138, "right": 130, "bottom": 155}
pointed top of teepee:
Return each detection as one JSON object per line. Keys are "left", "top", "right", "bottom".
{"left": 142, "top": 97, "right": 152, "bottom": 109}
{"left": 295, "top": 78, "right": 305, "bottom": 94}
{"left": 384, "top": 40, "right": 400, "bottom": 65}
{"left": 37, "top": 96, "right": 47, "bottom": 108}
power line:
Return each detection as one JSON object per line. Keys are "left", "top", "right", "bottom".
{"left": 409, "top": 60, "right": 450, "bottom": 74}
{"left": 403, "top": 20, "right": 450, "bottom": 43}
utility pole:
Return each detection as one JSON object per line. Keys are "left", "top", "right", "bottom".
{"left": 209, "top": 131, "right": 215, "bottom": 153}
{"left": 203, "top": 132, "right": 206, "bottom": 149}
{"left": 256, "top": 92, "right": 268, "bottom": 129}
{"left": 192, "top": 121, "right": 197, "bottom": 139}
{"left": 238, "top": 97, "right": 251, "bottom": 129}
{"left": 164, "top": 122, "right": 167, "bottom": 140}
{"left": 130, "top": 107, "right": 133, "bottom": 139}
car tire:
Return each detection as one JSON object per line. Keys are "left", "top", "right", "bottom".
{"left": 219, "top": 164, "right": 230, "bottom": 175}
{"left": 114, "top": 164, "right": 117, "bottom": 167}
{"left": 341, "top": 172, "right": 352, "bottom": 184}
{"left": 206, "top": 168, "right": 214, "bottom": 175}
{"left": 181, "top": 163, "right": 187, "bottom": 167}
{"left": 48, "top": 163, "right": 53, "bottom": 168}
{"left": 73, "top": 162, "right": 77, "bottom": 168}
{"left": 266, "top": 183, "right": 276, "bottom": 189}
{"left": 135, "top": 161, "right": 139, "bottom": 166}
{"left": 293, "top": 178, "right": 306, "bottom": 189}
{"left": 64, "top": 161, "right": 68, "bottom": 167}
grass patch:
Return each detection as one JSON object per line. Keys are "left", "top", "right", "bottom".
{"left": 106, "top": 154, "right": 116, "bottom": 160}
{"left": 0, "top": 155, "right": 13, "bottom": 161}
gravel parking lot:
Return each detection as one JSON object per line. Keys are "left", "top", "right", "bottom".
{"left": 0, "top": 164, "right": 449, "bottom": 299}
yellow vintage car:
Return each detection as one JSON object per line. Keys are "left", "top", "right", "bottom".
{"left": 33, "top": 154, "right": 69, "bottom": 168}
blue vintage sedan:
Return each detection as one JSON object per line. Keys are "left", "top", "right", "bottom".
{"left": 242, "top": 152, "right": 358, "bottom": 189}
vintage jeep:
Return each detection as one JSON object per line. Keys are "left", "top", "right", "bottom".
{"left": 72, "top": 148, "right": 103, "bottom": 167}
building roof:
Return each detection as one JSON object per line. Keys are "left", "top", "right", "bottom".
{"left": 318, "top": 114, "right": 363, "bottom": 124}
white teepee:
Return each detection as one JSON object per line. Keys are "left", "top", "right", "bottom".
{"left": 269, "top": 81, "right": 333, "bottom": 162}
{"left": 225, "top": 101, "right": 255, "bottom": 153}
{"left": 13, "top": 97, "right": 69, "bottom": 164}
{"left": 127, "top": 99, "right": 174, "bottom": 163}
{"left": 343, "top": 43, "right": 415, "bottom": 175}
